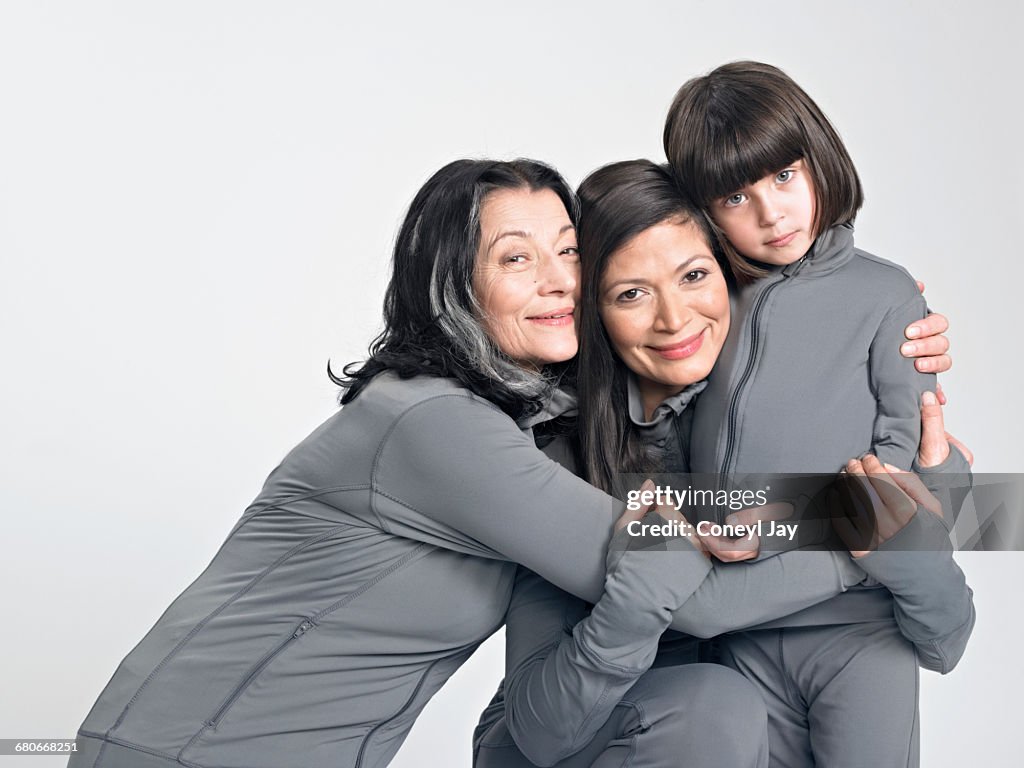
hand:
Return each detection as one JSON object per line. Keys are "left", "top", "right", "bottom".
{"left": 699, "top": 502, "right": 794, "bottom": 563}
{"left": 902, "top": 303, "right": 951, "bottom": 374}
{"left": 832, "top": 454, "right": 942, "bottom": 557}
{"left": 917, "top": 390, "right": 974, "bottom": 468}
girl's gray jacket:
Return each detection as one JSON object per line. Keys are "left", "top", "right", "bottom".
{"left": 689, "top": 223, "right": 976, "bottom": 640}
{"left": 71, "top": 373, "right": 866, "bottom": 768}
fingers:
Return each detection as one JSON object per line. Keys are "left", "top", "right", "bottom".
{"left": 829, "top": 486, "right": 870, "bottom": 558}
{"left": 882, "top": 462, "right": 943, "bottom": 518}
{"left": 904, "top": 311, "right": 948, "bottom": 340}
{"left": 946, "top": 433, "right": 975, "bottom": 467}
{"left": 846, "top": 456, "right": 916, "bottom": 540}
{"left": 701, "top": 505, "right": 791, "bottom": 561}
{"left": 936, "top": 381, "right": 947, "bottom": 406}
{"left": 917, "top": 391, "right": 950, "bottom": 468}
{"left": 915, "top": 280, "right": 926, "bottom": 295}
{"left": 916, "top": 353, "right": 952, "bottom": 374}
{"left": 724, "top": 502, "right": 794, "bottom": 527}
{"left": 900, "top": 334, "right": 950, "bottom": 359}
{"left": 700, "top": 532, "right": 760, "bottom": 562}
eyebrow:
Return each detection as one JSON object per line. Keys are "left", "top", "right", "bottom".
{"left": 489, "top": 224, "right": 576, "bottom": 251}
{"left": 603, "top": 254, "right": 710, "bottom": 291}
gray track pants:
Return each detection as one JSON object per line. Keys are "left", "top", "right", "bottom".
{"left": 474, "top": 664, "right": 770, "bottom": 768}
{"left": 720, "top": 621, "right": 919, "bottom": 768}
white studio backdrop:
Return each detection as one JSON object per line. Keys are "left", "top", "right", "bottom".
{"left": 1, "top": 1, "right": 1021, "bottom": 766}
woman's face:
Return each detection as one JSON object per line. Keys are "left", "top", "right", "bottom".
{"left": 599, "top": 219, "right": 730, "bottom": 416}
{"left": 474, "top": 187, "right": 580, "bottom": 370}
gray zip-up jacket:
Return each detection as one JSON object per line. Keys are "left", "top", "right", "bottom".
{"left": 71, "top": 373, "right": 866, "bottom": 768}
{"left": 688, "top": 223, "right": 975, "bottom": 647}
{"left": 476, "top": 375, "right": 973, "bottom": 766}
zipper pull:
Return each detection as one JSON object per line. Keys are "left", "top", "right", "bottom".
{"left": 294, "top": 619, "right": 314, "bottom": 638}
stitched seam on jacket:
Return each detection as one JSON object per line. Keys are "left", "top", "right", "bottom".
{"left": 369, "top": 392, "right": 506, "bottom": 532}
{"left": 106, "top": 524, "right": 350, "bottom": 736}
{"left": 77, "top": 732, "right": 197, "bottom": 767}
{"left": 242, "top": 484, "right": 370, "bottom": 519}
{"left": 354, "top": 655, "right": 450, "bottom": 768}
{"left": 178, "top": 542, "right": 431, "bottom": 760}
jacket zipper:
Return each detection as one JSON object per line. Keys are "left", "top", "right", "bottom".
{"left": 718, "top": 274, "right": 789, "bottom": 506}
{"left": 204, "top": 618, "right": 316, "bottom": 728}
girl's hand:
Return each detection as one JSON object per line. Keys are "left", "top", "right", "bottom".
{"left": 903, "top": 283, "right": 951, "bottom": 374}
{"left": 917, "top": 389, "right": 974, "bottom": 468}
{"left": 832, "top": 455, "right": 942, "bottom": 557}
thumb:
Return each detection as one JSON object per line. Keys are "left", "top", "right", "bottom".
{"left": 917, "top": 391, "right": 949, "bottom": 468}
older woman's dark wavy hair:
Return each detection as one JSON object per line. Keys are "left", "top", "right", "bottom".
{"left": 576, "top": 160, "right": 730, "bottom": 496}
{"left": 332, "top": 158, "right": 580, "bottom": 417}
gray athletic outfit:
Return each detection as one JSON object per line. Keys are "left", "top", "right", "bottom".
{"left": 689, "top": 224, "right": 976, "bottom": 767}
{"left": 472, "top": 358, "right": 970, "bottom": 768}
{"left": 70, "top": 372, "right": 867, "bottom": 768}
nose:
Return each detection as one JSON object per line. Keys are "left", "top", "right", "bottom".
{"left": 757, "top": 192, "right": 783, "bottom": 228}
{"left": 652, "top": 295, "right": 687, "bottom": 333}
{"left": 537, "top": 252, "right": 579, "bottom": 296}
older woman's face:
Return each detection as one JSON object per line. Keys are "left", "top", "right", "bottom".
{"left": 474, "top": 188, "right": 580, "bottom": 370}
{"left": 599, "top": 219, "right": 730, "bottom": 417}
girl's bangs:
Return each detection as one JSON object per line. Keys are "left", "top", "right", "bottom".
{"left": 694, "top": 118, "right": 805, "bottom": 204}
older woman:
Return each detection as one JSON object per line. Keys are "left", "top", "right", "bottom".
{"left": 70, "top": 159, "right": 950, "bottom": 768}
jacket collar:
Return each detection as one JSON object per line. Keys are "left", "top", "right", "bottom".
{"left": 627, "top": 374, "right": 706, "bottom": 446}
{"left": 515, "top": 385, "right": 578, "bottom": 431}
{"left": 781, "top": 223, "right": 856, "bottom": 278}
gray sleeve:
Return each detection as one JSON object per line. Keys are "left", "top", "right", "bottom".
{"left": 503, "top": 531, "right": 708, "bottom": 766}
{"left": 665, "top": 548, "right": 866, "bottom": 638}
{"left": 855, "top": 507, "right": 976, "bottom": 673}
{"left": 868, "top": 294, "right": 935, "bottom": 470}
{"left": 373, "top": 394, "right": 864, "bottom": 633}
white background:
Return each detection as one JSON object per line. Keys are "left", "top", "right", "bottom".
{"left": 1, "top": 1, "right": 1021, "bottom": 766}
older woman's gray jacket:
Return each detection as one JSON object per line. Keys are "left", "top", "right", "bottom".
{"left": 71, "top": 373, "right": 866, "bottom": 768}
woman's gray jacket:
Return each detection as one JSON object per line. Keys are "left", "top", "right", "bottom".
{"left": 71, "top": 373, "right": 866, "bottom": 768}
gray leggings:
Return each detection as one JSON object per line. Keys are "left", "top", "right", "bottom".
{"left": 721, "top": 621, "right": 919, "bottom": 768}
{"left": 474, "top": 664, "right": 769, "bottom": 768}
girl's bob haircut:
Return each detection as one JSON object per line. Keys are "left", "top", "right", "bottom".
{"left": 663, "top": 60, "right": 864, "bottom": 282}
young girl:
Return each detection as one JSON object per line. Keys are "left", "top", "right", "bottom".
{"left": 663, "top": 61, "right": 975, "bottom": 767}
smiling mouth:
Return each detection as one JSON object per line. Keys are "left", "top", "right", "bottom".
{"left": 527, "top": 307, "right": 575, "bottom": 326}
{"left": 766, "top": 232, "right": 798, "bottom": 247}
{"left": 648, "top": 329, "right": 706, "bottom": 359}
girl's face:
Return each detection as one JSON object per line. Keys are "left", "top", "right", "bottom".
{"left": 599, "top": 219, "right": 730, "bottom": 418}
{"left": 711, "top": 158, "right": 817, "bottom": 266}
{"left": 474, "top": 187, "right": 581, "bottom": 370}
